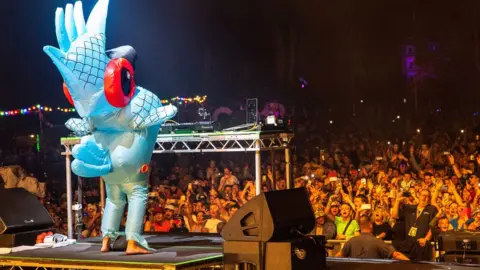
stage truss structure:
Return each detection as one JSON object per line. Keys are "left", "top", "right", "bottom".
{"left": 61, "top": 131, "right": 294, "bottom": 239}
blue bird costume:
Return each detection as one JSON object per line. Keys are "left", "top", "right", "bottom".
{"left": 43, "top": 0, "right": 177, "bottom": 250}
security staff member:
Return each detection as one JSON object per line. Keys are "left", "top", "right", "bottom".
{"left": 392, "top": 189, "right": 437, "bottom": 261}
{"left": 336, "top": 216, "right": 409, "bottom": 260}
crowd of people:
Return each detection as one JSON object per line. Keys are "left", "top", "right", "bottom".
{"left": 3, "top": 118, "right": 480, "bottom": 261}
{"left": 53, "top": 132, "right": 480, "bottom": 259}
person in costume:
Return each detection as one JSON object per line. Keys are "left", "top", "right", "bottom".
{"left": 43, "top": 0, "right": 177, "bottom": 254}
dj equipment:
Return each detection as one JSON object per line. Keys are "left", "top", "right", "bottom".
{"left": 160, "top": 121, "right": 216, "bottom": 134}
{"left": 0, "top": 188, "right": 54, "bottom": 247}
{"left": 438, "top": 231, "right": 480, "bottom": 253}
{"left": 223, "top": 123, "right": 257, "bottom": 132}
{"left": 222, "top": 188, "right": 325, "bottom": 270}
{"left": 246, "top": 98, "right": 258, "bottom": 124}
{"left": 260, "top": 117, "right": 292, "bottom": 133}
{"left": 437, "top": 231, "right": 480, "bottom": 264}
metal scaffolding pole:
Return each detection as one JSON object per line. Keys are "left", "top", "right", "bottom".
{"left": 65, "top": 153, "right": 73, "bottom": 239}
{"left": 255, "top": 140, "right": 261, "bottom": 195}
{"left": 285, "top": 147, "right": 291, "bottom": 189}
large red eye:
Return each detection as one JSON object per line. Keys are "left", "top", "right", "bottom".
{"left": 63, "top": 82, "right": 75, "bottom": 106}
{"left": 104, "top": 58, "right": 136, "bottom": 108}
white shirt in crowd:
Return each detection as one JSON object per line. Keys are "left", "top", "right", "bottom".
{"left": 204, "top": 218, "right": 222, "bottom": 233}
{"left": 220, "top": 175, "right": 239, "bottom": 187}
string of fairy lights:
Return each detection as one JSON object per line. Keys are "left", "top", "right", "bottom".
{"left": 0, "top": 95, "right": 207, "bottom": 117}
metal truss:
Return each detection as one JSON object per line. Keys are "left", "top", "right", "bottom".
{"left": 153, "top": 131, "right": 293, "bottom": 153}
{"left": 61, "top": 131, "right": 294, "bottom": 154}
{"left": 59, "top": 130, "right": 294, "bottom": 238}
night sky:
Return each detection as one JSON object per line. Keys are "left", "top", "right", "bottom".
{"left": 1, "top": 0, "right": 479, "bottom": 110}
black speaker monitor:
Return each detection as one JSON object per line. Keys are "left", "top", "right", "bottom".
{"left": 438, "top": 231, "right": 480, "bottom": 253}
{"left": 0, "top": 188, "right": 54, "bottom": 234}
{"left": 222, "top": 188, "right": 315, "bottom": 242}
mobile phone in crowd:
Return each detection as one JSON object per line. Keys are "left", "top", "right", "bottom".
{"left": 360, "top": 204, "right": 371, "bottom": 210}
{"left": 329, "top": 177, "right": 337, "bottom": 182}
{"left": 361, "top": 178, "right": 367, "bottom": 185}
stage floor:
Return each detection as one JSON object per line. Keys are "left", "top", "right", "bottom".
{"left": 0, "top": 234, "right": 223, "bottom": 270}
{"left": 2, "top": 234, "right": 479, "bottom": 270}
{"left": 82, "top": 232, "right": 223, "bottom": 246}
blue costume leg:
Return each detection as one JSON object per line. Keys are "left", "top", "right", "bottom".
{"left": 101, "top": 184, "right": 126, "bottom": 239}
{"left": 122, "top": 182, "right": 151, "bottom": 250}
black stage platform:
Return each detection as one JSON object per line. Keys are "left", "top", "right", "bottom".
{"left": 1, "top": 234, "right": 480, "bottom": 270}
{"left": 0, "top": 234, "right": 223, "bottom": 270}
{"left": 82, "top": 232, "right": 223, "bottom": 247}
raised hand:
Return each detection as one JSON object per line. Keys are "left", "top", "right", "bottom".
{"left": 447, "top": 154, "right": 455, "bottom": 165}
{"left": 44, "top": 0, "right": 110, "bottom": 117}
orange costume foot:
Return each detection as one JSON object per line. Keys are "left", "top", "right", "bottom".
{"left": 126, "top": 240, "right": 152, "bottom": 255}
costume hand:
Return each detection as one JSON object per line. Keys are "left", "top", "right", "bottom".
{"left": 71, "top": 136, "right": 112, "bottom": 177}
{"left": 44, "top": 0, "right": 110, "bottom": 117}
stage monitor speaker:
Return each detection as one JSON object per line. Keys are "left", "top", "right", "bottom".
{"left": 0, "top": 188, "right": 54, "bottom": 234}
{"left": 221, "top": 188, "right": 315, "bottom": 242}
{"left": 438, "top": 231, "right": 480, "bottom": 253}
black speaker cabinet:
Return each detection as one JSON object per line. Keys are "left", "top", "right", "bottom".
{"left": 0, "top": 188, "right": 54, "bottom": 246}
{"left": 224, "top": 236, "right": 326, "bottom": 270}
{"left": 438, "top": 231, "right": 480, "bottom": 253}
{"left": 222, "top": 188, "right": 315, "bottom": 242}
{"left": 265, "top": 236, "right": 326, "bottom": 270}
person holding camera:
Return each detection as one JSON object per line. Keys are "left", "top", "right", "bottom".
{"left": 392, "top": 189, "right": 437, "bottom": 261}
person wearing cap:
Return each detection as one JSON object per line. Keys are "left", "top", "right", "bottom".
{"left": 164, "top": 204, "right": 176, "bottom": 221}
{"left": 311, "top": 210, "right": 336, "bottom": 240}
{"left": 162, "top": 204, "right": 177, "bottom": 231}
{"left": 325, "top": 195, "right": 360, "bottom": 240}
{"left": 330, "top": 201, "right": 340, "bottom": 216}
